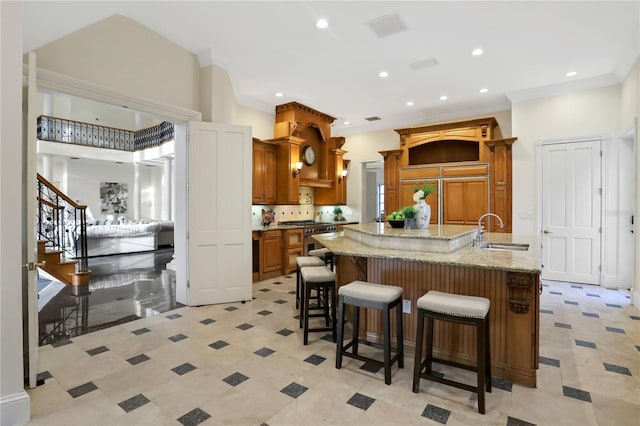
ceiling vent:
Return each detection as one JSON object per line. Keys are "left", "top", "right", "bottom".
{"left": 365, "top": 116, "right": 381, "bottom": 121}
{"left": 409, "top": 57, "right": 439, "bottom": 71}
{"left": 366, "top": 14, "right": 408, "bottom": 38}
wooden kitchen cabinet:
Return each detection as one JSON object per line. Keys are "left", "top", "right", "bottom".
{"left": 283, "top": 228, "right": 304, "bottom": 274}
{"left": 442, "top": 178, "right": 488, "bottom": 225}
{"left": 260, "top": 230, "right": 283, "bottom": 280}
{"left": 252, "top": 140, "right": 277, "bottom": 204}
{"left": 400, "top": 179, "right": 439, "bottom": 224}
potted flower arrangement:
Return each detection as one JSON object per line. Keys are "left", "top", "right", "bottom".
{"left": 333, "top": 206, "right": 344, "bottom": 221}
{"left": 401, "top": 205, "right": 417, "bottom": 229}
{"left": 413, "top": 183, "right": 436, "bottom": 228}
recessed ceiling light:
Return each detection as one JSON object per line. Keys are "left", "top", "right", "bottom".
{"left": 378, "top": 71, "right": 389, "bottom": 78}
{"left": 406, "top": 101, "right": 414, "bottom": 106}
{"left": 440, "top": 95, "right": 448, "bottom": 101}
{"left": 275, "top": 92, "right": 284, "bottom": 97}
{"left": 479, "top": 88, "right": 488, "bottom": 93}
{"left": 472, "top": 48, "right": 484, "bottom": 56}
{"left": 316, "top": 19, "right": 328, "bottom": 29}
{"left": 343, "top": 121, "right": 350, "bottom": 125}
{"left": 566, "top": 71, "right": 577, "bottom": 77}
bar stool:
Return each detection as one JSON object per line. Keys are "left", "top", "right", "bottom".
{"left": 412, "top": 290, "right": 492, "bottom": 414}
{"left": 296, "top": 256, "right": 326, "bottom": 308}
{"left": 308, "top": 247, "right": 334, "bottom": 271}
{"left": 335, "top": 280, "right": 404, "bottom": 385}
{"left": 300, "top": 266, "right": 336, "bottom": 345}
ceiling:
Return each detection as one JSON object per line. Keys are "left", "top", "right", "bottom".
{"left": 23, "top": 1, "right": 639, "bottom": 136}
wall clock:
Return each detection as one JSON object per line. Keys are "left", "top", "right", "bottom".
{"left": 302, "top": 145, "right": 316, "bottom": 166}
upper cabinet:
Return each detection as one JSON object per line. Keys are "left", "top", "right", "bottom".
{"left": 252, "top": 139, "right": 277, "bottom": 205}
{"left": 384, "top": 118, "right": 516, "bottom": 232}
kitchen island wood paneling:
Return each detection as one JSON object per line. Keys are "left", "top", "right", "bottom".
{"left": 313, "top": 224, "right": 541, "bottom": 387}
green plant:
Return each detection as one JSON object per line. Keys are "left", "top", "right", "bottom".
{"left": 333, "top": 206, "right": 342, "bottom": 215}
{"left": 401, "top": 205, "right": 417, "bottom": 218}
{"left": 413, "top": 182, "right": 436, "bottom": 201}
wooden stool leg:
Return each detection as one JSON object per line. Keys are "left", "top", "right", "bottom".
{"left": 425, "top": 316, "right": 434, "bottom": 375}
{"left": 352, "top": 306, "right": 360, "bottom": 355}
{"left": 383, "top": 305, "right": 391, "bottom": 385}
{"left": 396, "top": 300, "right": 404, "bottom": 368}
{"left": 295, "top": 265, "right": 300, "bottom": 309}
{"left": 413, "top": 309, "right": 425, "bottom": 393}
{"left": 330, "top": 285, "right": 336, "bottom": 342}
{"left": 336, "top": 295, "right": 345, "bottom": 369}
{"left": 303, "top": 283, "right": 311, "bottom": 345}
{"left": 485, "top": 315, "right": 492, "bottom": 393}
{"left": 477, "top": 318, "right": 486, "bottom": 414}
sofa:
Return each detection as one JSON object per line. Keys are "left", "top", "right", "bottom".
{"left": 83, "top": 220, "right": 174, "bottom": 257}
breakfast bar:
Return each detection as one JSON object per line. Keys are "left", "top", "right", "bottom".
{"left": 313, "top": 223, "right": 542, "bottom": 387}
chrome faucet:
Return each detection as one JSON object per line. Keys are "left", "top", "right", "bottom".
{"left": 475, "top": 213, "right": 505, "bottom": 246}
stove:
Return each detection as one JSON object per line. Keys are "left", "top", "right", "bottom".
{"left": 279, "top": 220, "right": 338, "bottom": 236}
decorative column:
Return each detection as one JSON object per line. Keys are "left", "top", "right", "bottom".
{"left": 133, "top": 162, "right": 141, "bottom": 220}
{"left": 162, "top": 157, "right": 172, "bottom": 221}
{"left": 41, "top": 154, "right": 52, "bottom": 181}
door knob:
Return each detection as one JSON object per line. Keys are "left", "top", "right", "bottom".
{"left": 543, "top": 229, "right": 552, "bottom": 234}
{"left": 23, "top": 261, "right": 46, "bottom": 271}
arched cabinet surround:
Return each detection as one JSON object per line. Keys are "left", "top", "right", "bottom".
{"left": 384, "top": 117, "right": 516, "bottom": 232}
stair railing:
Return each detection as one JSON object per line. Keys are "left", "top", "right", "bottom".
{"left": 36, "top": 173, "right": 89, "bottom": 273}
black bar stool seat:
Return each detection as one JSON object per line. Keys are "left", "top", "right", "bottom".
{"left": 336, "top": 280, "right": 404, "bottom": 385}
{"left": 412, "top": 290, "right": 492, "bottom": 414}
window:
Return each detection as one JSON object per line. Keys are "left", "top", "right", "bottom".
{"left": 377, "top": 184, "right": 385, "bottom": 220}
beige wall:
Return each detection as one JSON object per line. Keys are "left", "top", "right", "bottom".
{"left": 35, "top": 15, "right": 201, "bottom": 112}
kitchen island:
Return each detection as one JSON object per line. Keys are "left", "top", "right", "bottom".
{"left": 313, "top": 223, "right": 541, "bottom": 387}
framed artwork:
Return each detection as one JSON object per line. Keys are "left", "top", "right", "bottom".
{"left": 100, "top": 182, "right": 128, "bottom": 214}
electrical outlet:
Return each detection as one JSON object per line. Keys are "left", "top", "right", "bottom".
{"left": 402, "top": 299, "right": 411, "bottom": 314}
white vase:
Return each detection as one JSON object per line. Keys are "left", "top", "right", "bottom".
{"left": 415, "top": 199, "right": 431, "bottom": 229}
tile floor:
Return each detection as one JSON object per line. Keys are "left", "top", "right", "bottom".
{"left": 28, "top": 276, "right": 639, "bottom": 425}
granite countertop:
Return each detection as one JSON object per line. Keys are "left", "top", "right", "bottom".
{"left": 312, "top": 224, "right": 541, "bottom": 274}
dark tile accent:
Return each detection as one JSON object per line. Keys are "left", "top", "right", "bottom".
{"left": 68, "top": 381, "right": 98, "bottom": 398}
{"left": 304, "top": 354, "right": 326, "bottom": 366}
{"left": 492, "top": 376, "right": 513, "bottom": 392}
{"left": 257, "top": 310, "right": 272, "bottom": 316}
{"left": 166, "top": 313, "right": 182, "bottom": 320}
{"left": 259, "top": 288, "right": 271, "bottom": 293}
{"left": 347, "top": 393, "right": 376, "bottom": 411}
{"left": 288, "top": 290, "right": 296, "bottom": 295}
{"left": 431, "top": 371, "right": 445, "bottom": 379}
{"left": 254, "top": 347, "right": 275, "bottom": 358}
{"left": 554, "top": 322, "right": 572, "bottom": 329}
{"left": 540, "top": 309, "right": 553, "bottom": 314}
{"left": 283, "top": 275, "right": 293, "bottom": 279}
{"left": 562, "top": 385, "right": 592, "bottom": 403}
{"left": 550, "top": 291, "right": 563, "bottom": 295}
{"left": 131, "top": 327, "right": 151, "bottom": 335}
{"left": 172, "top": 363, "right": 197, "bottom": 376}
{"left": 274, "top": 299, "right": 287, "bottom": 304}
{"left": 276, "top": 328, "right": 294, "bottom": 337}
{"left": 603, "top": 363, "right": 632, "bottom": 376}
{"left": 570, "top": 285, "right": 583, "bottom": 289}
{"left": 606, "top": 303, "right": 622, "bottom": 308}
{"left": 360, "top": 362, "right": 382, "bottom": 374}
{"left": 209, "top": 340, "right": 229, "bottom": 350}
{"left": 321, "top": 333, "right": 335, "bottom": 342}
{"left": 539, "top": 356, "right": 560, "bottom": 367}
{"left": 635, "top": 345, "right": 640, "bottom": 352}
{"left": 169, "top": 333, "right": 188, "bottom": 342}
{"left": 199, "top": 318, "right": 216, "bottom": 325}
{"left": 86, "top": 345, "right": 109, "bottom": 356}
{"left": 225, "top": 306, "right": 239, "bottom": 312}
{"left": 605, "top": 326, "right": 625, "bottom": 334}
{"left": 116, "top": 297, "right": 125, "bottom": 301}
{"left": 575, "top": 340, "right": 597, "bottom": 349}
{"left": 223, "top": 372, "right": 249, "bottom": 387}
{"left": 586, "top": 293, "right": 600, "bottom": 298}
{"left": 273, "top": 281, "right": 283, "bottom": 285}
{"left": 37, "top": 371, "right": 53, "bottom": 381}
{"left": 177, "top": 408, "right": 211, "bottom": 426}
{"left": 630, "top": 315, "right": 640, "bottom": 320}
{"left": 582, "top": 312, "right": 600, "bottom": 318}
{"left": 421, "top": 403, "right": 451, "bottom": 424}
{"left": 280, "top": 382, "right": 308, "bottom": 398}
{"left": 507, "top": 416, "right": 537, "bottom": 426}
{"left": 237, "top": 323, "right": 254, "bottom": 331}
{"left": 118, "top": 393, "right": 150, "bottom": 413}
{"left": 564, "top": 300, "right": 579, "bottom": 305}
{"left": 127, "top": 354, "right": 151, "bottom": 365}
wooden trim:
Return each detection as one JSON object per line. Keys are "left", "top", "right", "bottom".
{"left": 37, "top": 174, "right": 86, "bottom": 209}
{"left": 395, "top": 117, "right": 498, "bottom": 136}
{"left": 275, "top": 101, "right": 336, "bottom": 123}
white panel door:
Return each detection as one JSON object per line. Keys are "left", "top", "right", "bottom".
{"left": 541, "top": 140, "right": 601, "bottom": 284}
{"left": 187, "top": 122, "right": 252, "bottom": 305}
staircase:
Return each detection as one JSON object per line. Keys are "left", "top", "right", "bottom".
{"left": 36, "top": 174, "right": 90, "bottom": 286}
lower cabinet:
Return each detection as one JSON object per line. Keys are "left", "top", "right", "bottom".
{"left": 260, "top": 230, "right": 283, "bottom": 280}
{"left": 283, "top": 228, "right": 304, "bottom": 274}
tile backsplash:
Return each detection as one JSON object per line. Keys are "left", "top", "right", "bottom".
{"left": 251, "top": 204, "right": 355, "bottom": 227}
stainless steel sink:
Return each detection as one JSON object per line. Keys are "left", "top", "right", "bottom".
{"left": 480, "top": 242, "right": 529, "bottom": 251}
